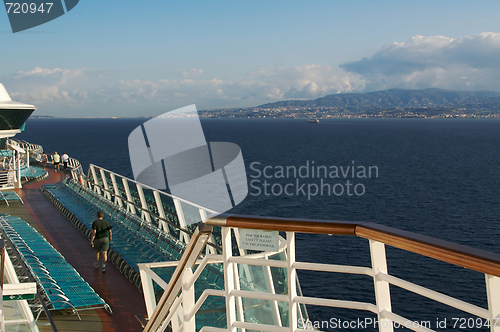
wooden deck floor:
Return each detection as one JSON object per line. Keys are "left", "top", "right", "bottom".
{"left": 1, "top": 168, "right": 147, "bottom": 332}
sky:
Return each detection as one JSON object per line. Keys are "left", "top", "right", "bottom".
{"left": 2, "top": 0, "right": 500, "bottom": 117}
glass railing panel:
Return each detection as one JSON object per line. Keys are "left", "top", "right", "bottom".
{"left": 159, "top": 194, "right": 181, "bottom": 238}
{"left": 102, "top": 171, "right": 114, "bottom": 193}
{"left": 210, "top": 226, "right": 223, "bottom": 251}
{"left": 3, "top": 323, "right": 33, "bottom": 332}
{"left": 194, "top": 295, "right": 227, "bottom": 330}
{"left": 269, "top": 252, "right": 287, "bottom": 295}
{"left": 179, "top": 200, "right": 201, "bottom": 233}
{"left": 91, "top": 167, "right": 104, "bottom": 189}
{"left": 114, "top": 179, "right": 129, "bottom": 202}
{"left": 144, "top": 188, "right": 159, "bottom": 212}
{"left": 141, "top": 187, "right": 160, "bottom": 228}
{"left": 238, "top": 263, "right": 271, "bottom": 293}
{"left": 189, "top": 262, "right": 226, "bottom": 329}
{"left": 240, "top": 298, "right": 277, "bottom": 326}
{"left": 126, "top": 180, "right": 143, "bottom": 218}
{"left": 193, "top": 263, "right": 225, "bottom": 302}
{"left": 278, "top": 301, "right": 289, "bottom": 328}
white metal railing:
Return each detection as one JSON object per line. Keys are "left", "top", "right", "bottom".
{"left": 66, "top": 165, "right": 298, "bottom": 329}
{"left": 48, "top": 155, "right": 82, "bottom": 174}
{"left": 0, "top": 139, "right": 54, "bottom": 189}
{"left": 65, "top": 157, "right": 83, "bottom": 174}
{"left": 1, "top": 244, "right": 39, "bottom": 332}
{"left": 7, "top": 139, "right": 43, "bottom": 162}
{"left": 0, "top": 171, "right": 14, "bottom": 189}
{"left": 77, "top": 164, "right": 219, "bottom": 249}
{"left": 138, "top": 220, "right": 500, "bottom": 332}
{"left": 65, "top": 165, "right": 500, "bottom": 332}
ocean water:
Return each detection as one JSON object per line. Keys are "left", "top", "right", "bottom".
{"left": 18, "top": 118, "right": 500, "bottom": 331}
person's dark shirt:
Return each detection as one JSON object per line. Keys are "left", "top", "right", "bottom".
{"left": 92, "top": 219, "right": 112, "bottom": 239}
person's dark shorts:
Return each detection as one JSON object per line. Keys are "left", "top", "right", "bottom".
{"left": 93, "top": 237, "right": 109, "bottom": 252}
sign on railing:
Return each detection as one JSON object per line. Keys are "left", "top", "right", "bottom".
{"left": 2, "top": 283, "right": 37, "bottom": 301}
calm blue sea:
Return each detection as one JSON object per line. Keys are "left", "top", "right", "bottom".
{"left": 17, "top": 118, "right": 500, "bottom": 331}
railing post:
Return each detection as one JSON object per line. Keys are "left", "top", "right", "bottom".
{"left": 140, "top": 266, "right": 157, "bottom": 319}
{"left": 173, "top": 198, "right": 191, "bottom": 244}
{"left": 233, "top": 261, "right": 245, "bottom": 332}
{"left": 265, "top": 257, "right": 283, "bottom": 327}
{"left": 369, "top": 240, "right": 394, "bottom": 332}
{"left": 99, "top": 168, "right": 112, "bottom": 201}
{"left": 199, "top": 209, "right": 216, "bottom": 255}
{"left": 182, "top": 268, "right": 195, "bottom": 332}
{"left": 136, "top": 183, "right": 152, "bottom": 223}
{"left": 122, "top": 178, "right": 136, "bottom": 214}
{"left": 17, "top": 150, "right": 21, "bottom": 189}
{"left": 223, "top": 227, "right": 237, "bottom": 332}
{"left": 153, "top": 190, "right": 168, "bottom": 233}
{"left": 287, "top": 231, "right": 297, "bottom": 332}
{"left": 90, "top": 165, "right": 101, "bottom": 195}
{"left": 486, "top": 274, "right": 500, "bottom": 332}
{"left": 110, "top": 173, "right": 123, "bottom": 208}
{"left": 171, "top": 305, "right": 181, "bottom": 332}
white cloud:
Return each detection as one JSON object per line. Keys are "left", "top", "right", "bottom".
{"left": 2, "top": 67, "right": 92, "bottom": 105}
{"left": 182, "top": 69, "right": 203, "bottom": 78}
{"left": 251, "top": 65, "right": 362, "bottom": 99}
{"left": 5, "top": 32, "right": 500, "bottom": 116}
{"left": 2, "top": 64, "right": 362, "bottom": 115}
{"left": 340, "top": 32, "right": 500, "bottom": 91}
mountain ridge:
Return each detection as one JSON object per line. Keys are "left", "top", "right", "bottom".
{"left": 201, "top": 88, "right": 500, "bottom": 118}
{"left": 257, "top": 88, "right": 500, "bottom": 110}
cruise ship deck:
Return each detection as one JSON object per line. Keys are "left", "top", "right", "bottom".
{"left": 1, "top": 167, "right": 146, "bottom": 332}
{"left": 0, "top": 81, "right": 499, "bottom": 331}
{"left": 2, "top": 155, "right": 500, "bottom": 332}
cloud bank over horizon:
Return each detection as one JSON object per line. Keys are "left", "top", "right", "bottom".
{"left": 1, "top": 65, "right": 361, "bottom": 115}
{"left": 340, "top": 32, "right": 500, "bottom": 92}
{"left": 2, "top": 32, "right": 500, "bottom": 116}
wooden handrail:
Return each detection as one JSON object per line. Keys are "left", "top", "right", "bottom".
{"left": 206, "top": 214, "right": 500, "bottom": 278}
{"left": 356, "top": 223, "right": 500, "bottom": 278}
{"left": 221, "top": 214, "right": 359, "bottom": 236}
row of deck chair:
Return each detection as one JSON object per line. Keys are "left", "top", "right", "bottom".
{"left": 42, "top": 183, "right": 186, "bottom": 288}
{"left": 41, "top": 180, "right": 226, "bottom": 304}
{"left": 40, "top": 180, "right": 231, "bottom": 328}
{"left": 0, "top": 190, "right": 24, "bottom": 206}
{"left": 0, "top": 215, "right": 112, "bottom": 320}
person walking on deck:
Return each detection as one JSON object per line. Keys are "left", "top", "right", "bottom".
{"left": 52, "top": 151, "right": 60, "bottom": 171}
{"left": 90, "top": 211, "right": 112, "bottom": 272}
{"left": 61, "top": 152, "right": 69, "bottom": 170}
{"left": 41, "top": 152, "right": 47, "bottom": 169}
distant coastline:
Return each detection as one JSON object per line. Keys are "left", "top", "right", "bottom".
{"left": 29, "top": 88, "right": 500, "bottom": 119}
{"left": 198, "top": 108, "right": 500, "bottom": 119}
{"left": 199, "top": 88, "right": 500, "bottom": 119}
